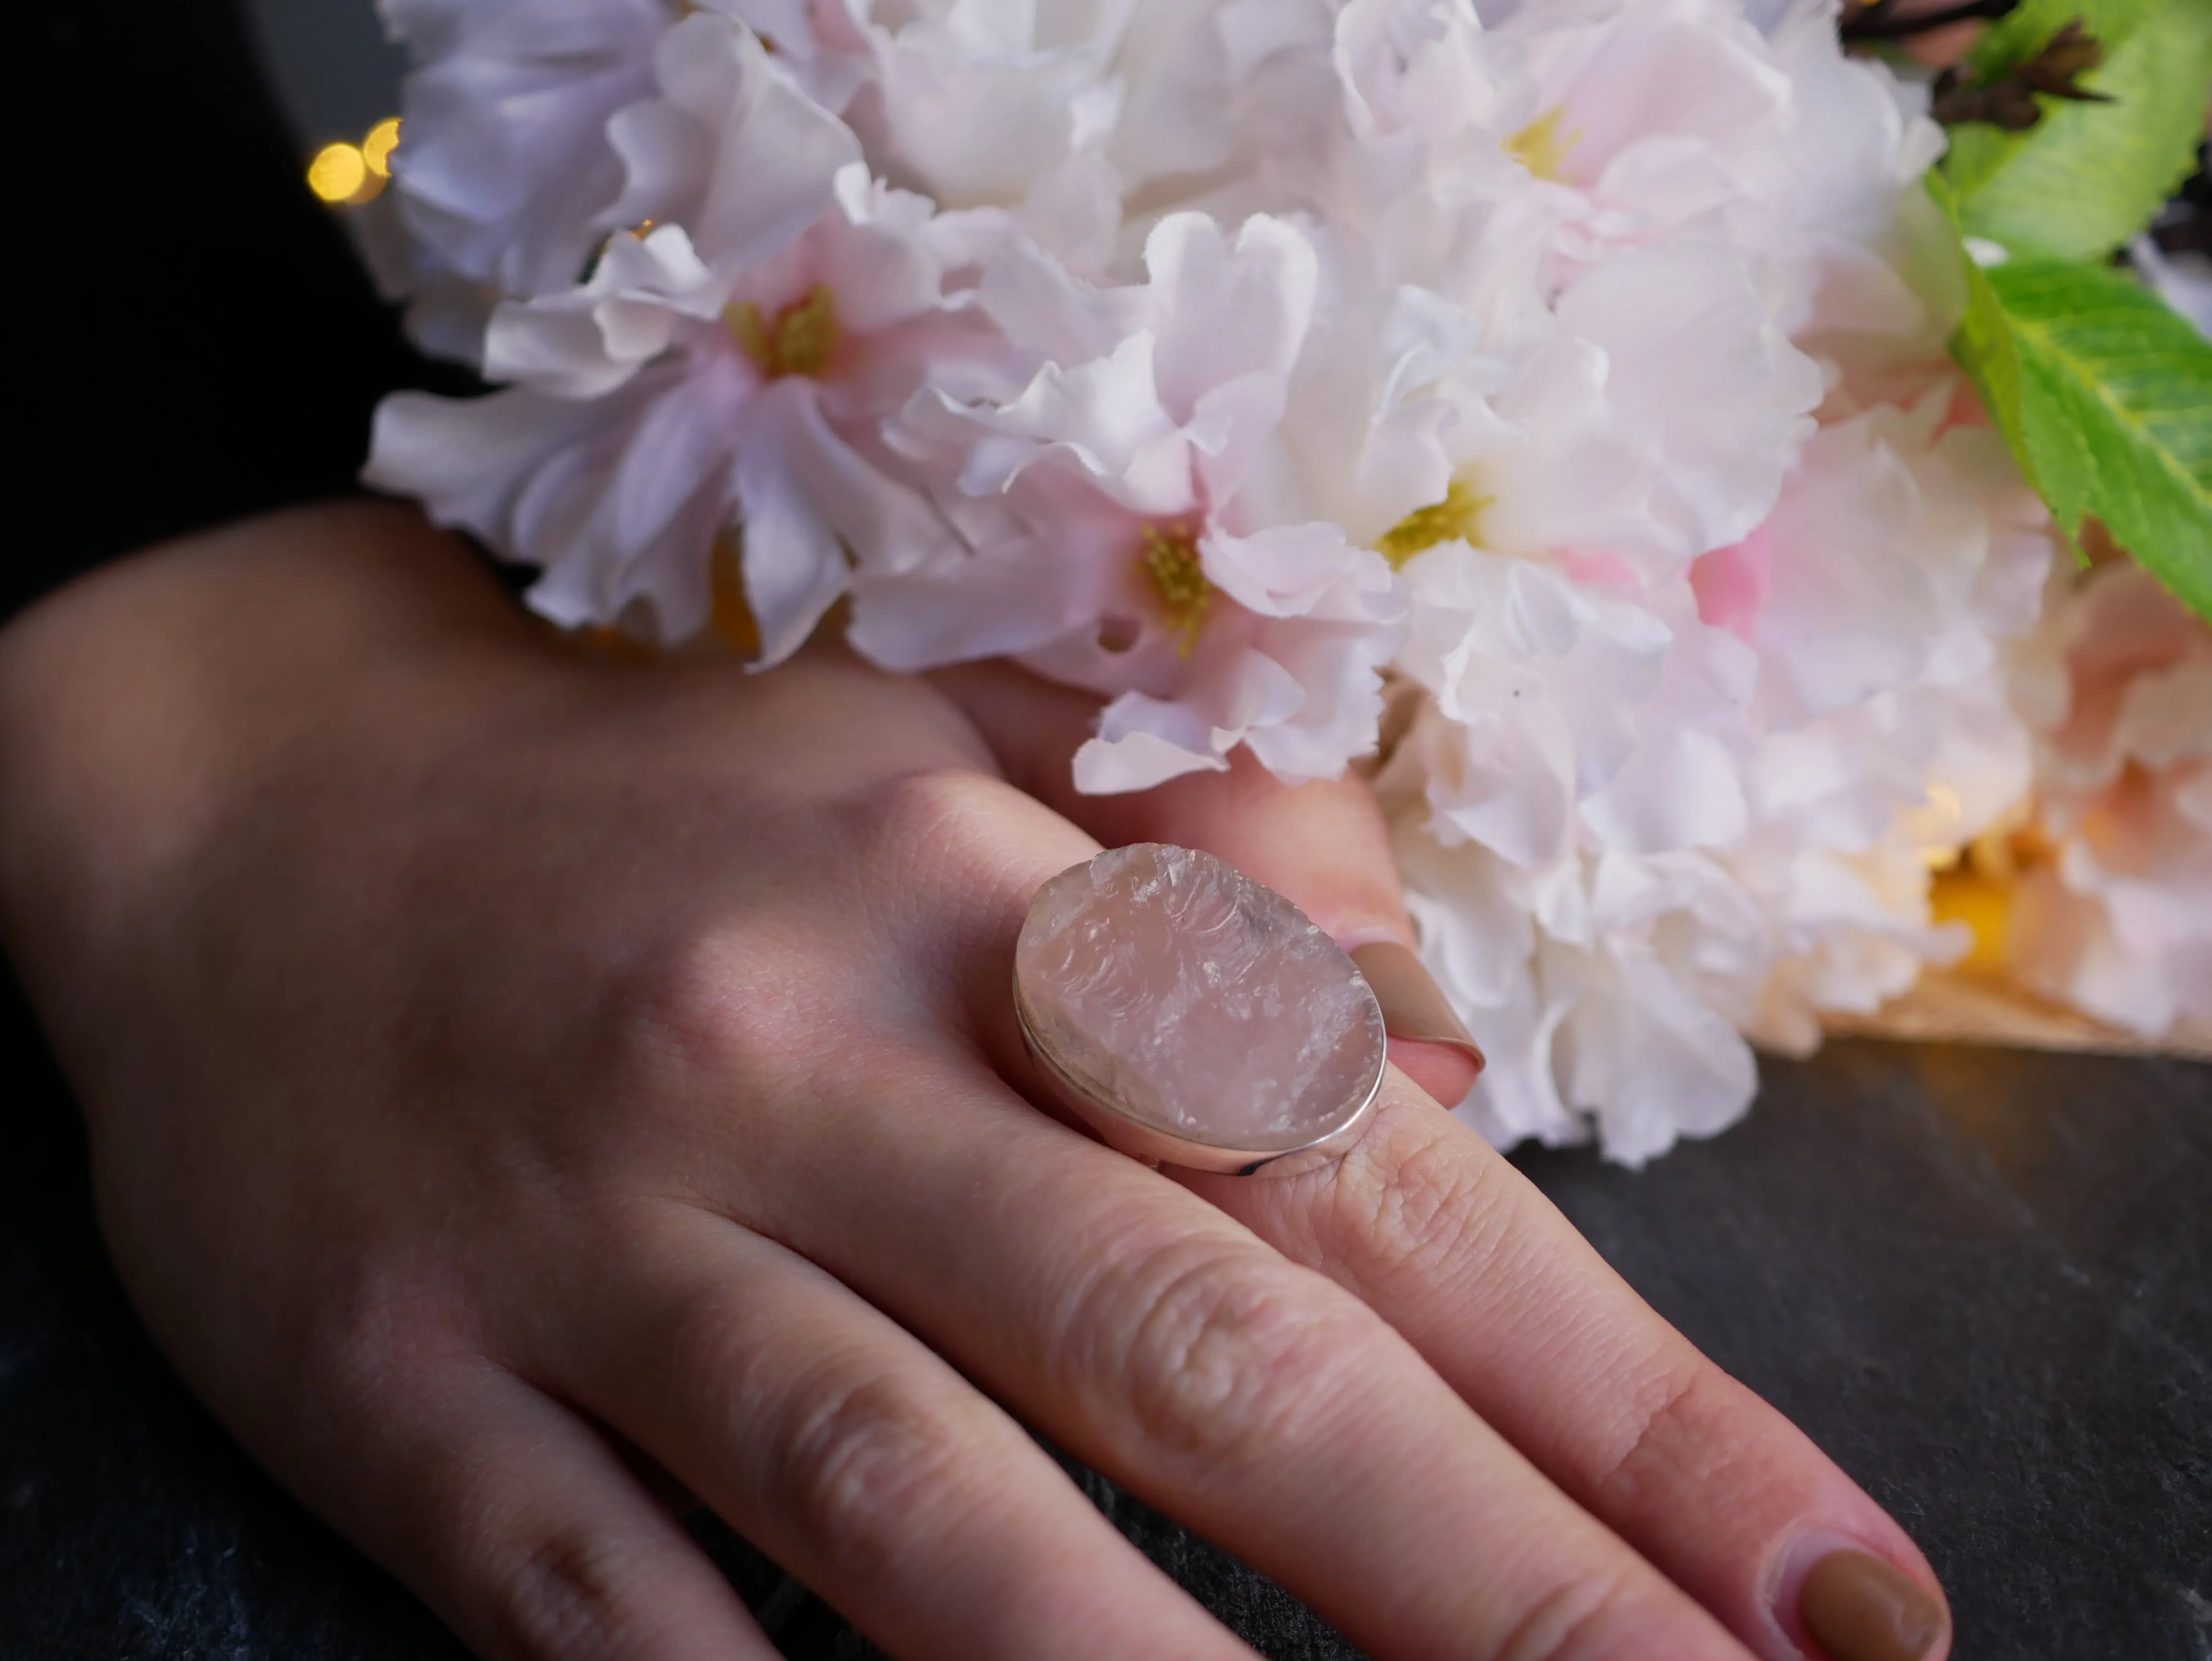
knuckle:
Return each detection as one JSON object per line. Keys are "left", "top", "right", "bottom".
{"left": 766, "top": 1366, "right": 971, "bottom": 1576}
{"left": 657, "top": 1282, "right": 770, "bottom": 1422}
{"left": 487, "top": 1522, "right": 673, "bottom": 1661}
{"left": 826, "top": 766, "right": 1068, "bottom": 986}
{"left": 1074, "top": 1239, "right": 1378, "bottom": 1469}
{"left": 1320, "top": 1107, "right": 1517, "bottom": 1281}
{"left": 611, "top": 925, "right": 808, "bottom": 1094}
{"left": 657, "top": 1281, "right": 983, "bottom": 1573}
{"left": 306, "top": 1265, "right": 471, "bottom": 1411}
{"left": 1492, "top": 1567, "right": 1644, "bottom": 1661}
{"left": 1591, "top": 1356, "right": 1733, "bottom": 1509}
{"left": 838, "top": 766, "right": 1020, "bottom": 881}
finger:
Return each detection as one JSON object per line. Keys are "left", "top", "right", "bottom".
{"left": 905, "top": 759, "right": 1945, "bottom": 1659}
{"left": 932, "top": 660, "right": 1482, "bottom": 1107}
{"left": 660, "top": 770, "right": 1741, "bottom": 1657}
{"left": 1184, "top": 1072, "right": 1954, "bottom": 1661}
{"left": 879, "top": 695, "right": 1934, "bottom": 1657}
{"left": 929, "top": 662, "right": 1406, "bottom": 938}
{"left": 528, "top": 1204, "right": 1257, "bottom": 1661}
{"left": 719, "top": 1048, "right": 1756, "bottom": 1660}
{"left": 290, "top": 1350, "right": 776, "bottom": 1661}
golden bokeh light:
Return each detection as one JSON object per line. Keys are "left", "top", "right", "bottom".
{"left": 306, "top": 142, "right": 368, "bottom": 204}
{"left": 362, "top": 117, "right": 402, "bottom": 178}
{"left": 306, "top": 118, "right": 401, "bottom": 207}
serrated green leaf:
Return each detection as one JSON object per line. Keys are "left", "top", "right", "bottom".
{"left": 2001, "top": 262, "right": 2212, "bottom": 614}
{"left": 1941, "top": 0, "right": 2212, "bottom": 263}
{"left": 1933, "top": 176, "right": 2212, "bottom": 617}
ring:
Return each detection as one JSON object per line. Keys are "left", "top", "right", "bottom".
{"left": 1013, "top": 844, "right": 1389, "bottom": 1176}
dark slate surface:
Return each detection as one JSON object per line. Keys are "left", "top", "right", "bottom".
{"left": 1523, "top": 1042, "right": 2212, "bottom": 1661}
{"left": 4, "top": 961, "right": 2206, "bottom": 1661}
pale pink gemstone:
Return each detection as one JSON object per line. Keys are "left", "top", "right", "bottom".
{"left": 1015, "top": 844, "right": 1387, "bottom": 1150}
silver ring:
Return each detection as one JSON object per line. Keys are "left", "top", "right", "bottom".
{"left": 1013, "top": 844, "right": 1388, "bottom": 1176}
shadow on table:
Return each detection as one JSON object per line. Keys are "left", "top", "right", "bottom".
{"left": 2, "top": 969, "right": 2205, "bottom": 1660}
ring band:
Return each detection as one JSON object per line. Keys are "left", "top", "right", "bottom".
{"left": 1013, "top": 844, "right": 1390, "bottom": 1176}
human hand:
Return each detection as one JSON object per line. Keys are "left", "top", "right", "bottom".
{"left": 0, "top": 502, "right": 1947, "bottom": 1661}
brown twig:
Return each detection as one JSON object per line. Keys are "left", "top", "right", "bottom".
{"left": 1930, "top": 20, "right": 2115, "bottom": 132}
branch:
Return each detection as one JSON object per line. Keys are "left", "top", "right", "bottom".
{"left": 1930, "top": 21, "right": 2114, "bottom": 132}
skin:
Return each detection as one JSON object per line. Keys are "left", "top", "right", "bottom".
{"left": 0, "top": 501, "right": 1948, "bottom": 1661}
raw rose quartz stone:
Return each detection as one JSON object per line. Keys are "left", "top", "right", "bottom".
{"left": 1015, "top": 844, "right": 1386, "bottom": 1150}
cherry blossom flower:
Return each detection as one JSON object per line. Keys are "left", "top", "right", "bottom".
{"left": 369, "top": 15, "right": 1001, "bottom": 657}
{"left": 1295, "top": 0, "right": 1831, "bottom": 582}
{"left": 374, "top": 0, "right": 671, "bottom": 352}
{"left": 356, "top": 0, "right": 2172, "bottom": 1164}
{"left": 2007, "top": 563, "right": 2212, "bottom": 1036}
{"left": 1375, "top": 379, "right": 2055, "bottom": 1161}
{"left": 840, "top": 0, "right": 1358, "bottom": 275}
{"left": 857, "top": 213, "right": 1406, "bottom": 791}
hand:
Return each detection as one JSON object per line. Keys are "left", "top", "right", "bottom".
{"left": 0, "top": 502, "right": 1948, "bottom": 1661}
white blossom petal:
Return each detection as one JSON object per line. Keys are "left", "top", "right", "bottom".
{"left": 380, "top": 0, "right": 667, "bottom": 302}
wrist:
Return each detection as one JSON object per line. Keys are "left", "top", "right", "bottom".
{"left": 0, "top": 500, "right": 533, "bottom": 1051}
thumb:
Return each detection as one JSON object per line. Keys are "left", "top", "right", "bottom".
{"left": 931, "top": 661, "right": 1484, "bottom": 1109}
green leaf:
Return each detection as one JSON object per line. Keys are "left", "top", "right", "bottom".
{"left": 1941, "top": 0, "right": 2212, "bottom": 263}
{"left": 1986, "top": 260, "right": 2212, "bottom": 618}
{"left": 1933, "top": 177, "right": 2212, "bottom": 617}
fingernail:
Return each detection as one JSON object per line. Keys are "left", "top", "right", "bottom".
{"left": 1348, "top": 942, "right": 1484, "bottom": 1072}
{"left": 1799, "top": 1549, "right": 1949, "bottom": 1661}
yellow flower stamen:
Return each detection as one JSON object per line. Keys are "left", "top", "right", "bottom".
{"left": 727, "top": 284, "right": 842, "bottom": 380}
{"left": 1376, "top": 477, "right": 1494, "bottom": 567}
{"left": 1143, "top": 525, "right": 1211, "bottom": 657}
{"left": 1505, "top": 107, "right": 1580, "bottom": 181}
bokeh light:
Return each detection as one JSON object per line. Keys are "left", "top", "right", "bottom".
{"left": 306, "top": 142, "right": 368, "bottom": 204}
{"left": 306, "top": 119, "right": 400, "bottom": 207}
{"left": 362, "top": 117, "right": 401, "bottom": 178}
